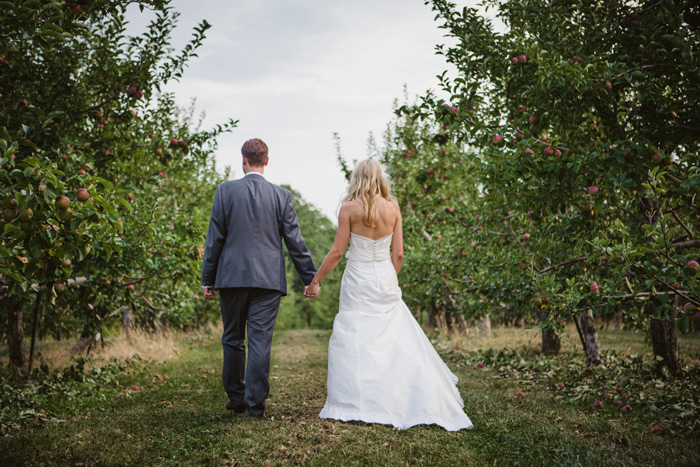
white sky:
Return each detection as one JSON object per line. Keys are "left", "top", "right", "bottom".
{"left": 124, "top": 1, "right": 463, "bottom": 221}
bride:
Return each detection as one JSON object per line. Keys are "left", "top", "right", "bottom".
{"left": 304, "top": 159, "right": 472, "bottom": 431}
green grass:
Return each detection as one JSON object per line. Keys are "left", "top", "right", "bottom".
{"left": 2, "top": 328, "right": 699, "bottom": 466}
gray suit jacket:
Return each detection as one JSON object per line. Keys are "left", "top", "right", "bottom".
{"left": 201, "top": 173, "right": 316, "bottom": 295}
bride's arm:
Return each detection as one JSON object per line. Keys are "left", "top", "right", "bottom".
{"left": 305, "top": 205, "right": 351, "bottom": 295}
{"left": 391, "top": 206, "right": 404, "bottom": 274}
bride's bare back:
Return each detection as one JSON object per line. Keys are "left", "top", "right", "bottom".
{"left": 344, "top": 197, "right": 399, "bottom": 240}
{"left": 306, "top": 195, "right": 404, "bottom": 296}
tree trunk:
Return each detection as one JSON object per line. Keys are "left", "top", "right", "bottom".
{"left": 539, "top": 310, "right": 561, "bottom": 356}
{"left": 443, "top": 306, "right": 453, "bottom": 329}
{"left": 579, "top": 309, "right": 603, "bottom": 366}
{"left": 28, "top": 291, "right": 42, "bottom": 373}
{"left": 638, "top": 197, "right": 683, "bottom": 378}
{"left": 123, "top": 307, "right": 135, "bottom": 341}
{"left": 425, "top": 303, "right": 440, "bottom": 328}
{"left": 477, "top": 313, "right": 491, "bottom": 337}
{"left": 7, "top": 295, "right": 26, "bottom": 370}
{"left": 612, "top": 310, "right": 622, "bottom": 329}
{"left": 649, "top": 300, "right": 683, "bottom": 378}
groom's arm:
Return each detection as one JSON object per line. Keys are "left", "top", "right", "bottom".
{"left": 281, "top": 191, "right": 316, "bottom": 285}
{"left": 201, "top": 184, "right": 226, "bottom": 288}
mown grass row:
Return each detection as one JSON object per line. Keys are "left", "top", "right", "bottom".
{"left": 2, "top": 327, "right": 699, "bottom": 466}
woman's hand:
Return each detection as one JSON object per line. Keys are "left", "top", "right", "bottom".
{"left": 304, "top": 281, "right": 321, "bottom": 298}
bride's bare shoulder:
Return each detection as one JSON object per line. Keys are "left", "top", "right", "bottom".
{"left": 339, "top": 199, "right": 363, "bottom": 217}
{"left": 387, "top": 198, "right": 401, "bottom": 214}
{"left": 340, "top": 199, "right": 362, "bottom": 210}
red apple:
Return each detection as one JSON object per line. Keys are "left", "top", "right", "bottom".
{"left": 77, "top": 169, "right": 86, "bottom": 176}
{"left": 554, "top": 149, "right": 562, "bottom": 157}
{"left": 518, "top": 55, "right": 527, "bottom": 63}
{"left": 523, "top": 233, "right": 530, "bottom": 239}
{"left": 543, "top": 147, "right": 553, "bottom": 156}
{"left": 53, "top": 196, "right": 70, "bottom": 210}
{"left": 687, "top": 260, "right": 699, "bottom": 275}
{"left": 589, "top": 186, "right": 599, "bottom": 195}
{"left": 593, "top": 400, "right": 603, "bottom": 408}
{"left": 492, "top": 134, "right": 504, "bottom": 146}
{"left": 604, "top": 81, "right": 612, "bottom": 90}
{"left": 590, "top": 283, "right": 599, "bottom": 293}
{"left": 76, "top": 188, "right": 89, "bottom": 202}
{"left": 510, "top": 57, "right": 518, "bottom": 64}
{"left": 652, "top": 153, "right": 661, "bottom": 163}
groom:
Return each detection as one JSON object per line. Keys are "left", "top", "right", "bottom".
{"left": 201, "top": 138, "right": 317, "bottom": 418}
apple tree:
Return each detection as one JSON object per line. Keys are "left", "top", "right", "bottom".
{"left": 0, "top": 1, "right": 236, "bottom": 370}
{"left": 388, "top": 0, "right": 699, "bottom": 376}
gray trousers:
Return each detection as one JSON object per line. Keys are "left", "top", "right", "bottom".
{"left": 218, "top": 287, "right": 283, "bottom": 417}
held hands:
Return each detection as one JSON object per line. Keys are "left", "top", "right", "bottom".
{"left": 304, "top": 282, "right": 321, "bottom": 298}
{"left": 202, "top": 286, "right": 215, "bottom": 300}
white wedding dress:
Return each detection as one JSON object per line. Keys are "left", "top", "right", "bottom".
{"left": 319, "top": 233, "right": 473, "bottom": 431}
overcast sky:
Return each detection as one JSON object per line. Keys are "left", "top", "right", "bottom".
{"left": 125, "top": 1, "right": 456, "bottom": 221}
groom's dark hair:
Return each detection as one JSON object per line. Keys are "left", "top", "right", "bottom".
{"left": 242, "top": 138, "right": 268, "bottom": 167}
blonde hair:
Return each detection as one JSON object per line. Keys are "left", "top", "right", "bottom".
{"left": 342, "top": 159, "right": 397, "bottom": 227}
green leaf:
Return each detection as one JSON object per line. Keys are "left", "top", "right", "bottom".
{"left": 680, "top": 176, "right": 700, "bottom": 188}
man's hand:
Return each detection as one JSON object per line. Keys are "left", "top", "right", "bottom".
{"left": 304, "top": 282, "right": 321, "bottom": 298}
{"left": 203, "top": 286, "right": 215, "bottom": 300}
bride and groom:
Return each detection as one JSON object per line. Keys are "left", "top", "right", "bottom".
{"left": 201, "top": 138, "right": 472, "bottom": 431}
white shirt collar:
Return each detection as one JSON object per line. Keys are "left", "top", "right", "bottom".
{"left": 245, "top": 171, "right": 265, "bottom": 179}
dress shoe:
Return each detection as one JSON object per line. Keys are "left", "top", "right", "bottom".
{"left": 225, "top": 398, "right": 246, "bottom": 413}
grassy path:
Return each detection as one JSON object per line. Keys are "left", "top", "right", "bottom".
{"left": 2, "top": 329, "right": 699, "bottom": 466}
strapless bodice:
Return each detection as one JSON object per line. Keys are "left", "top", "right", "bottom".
{"left": 346, "top": 233, "right": 392, "bottom": 262}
